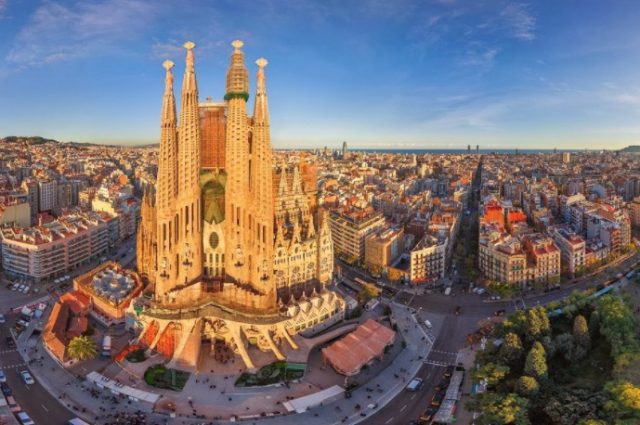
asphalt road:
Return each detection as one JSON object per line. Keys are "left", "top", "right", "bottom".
{"left": 361, "top": 249, "right": 640, "bottom": 425}
{"left": 0, "top": 318, "right": 74, "bottom": 425}
{"left": 0, "top": 238, "right": 136, "bottom": 425}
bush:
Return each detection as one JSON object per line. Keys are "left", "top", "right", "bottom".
{"left": 126, "top": 348, "right": 147, "bottom": 363}
{"left": 143, "top": 365, "right": 189, "bottom": 391}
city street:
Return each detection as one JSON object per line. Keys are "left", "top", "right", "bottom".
{"left": 0, "top": 318, "right": 74, "bottom": 425}
{"left": 0, "top": 238, "right": 136, "bottom": 425}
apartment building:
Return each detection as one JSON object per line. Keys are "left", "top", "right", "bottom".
{"left": 409, "top": 234, "right": 447, "bottom": 284}
{"left": 549, "top": 226, "right": 586, "bottom": 276}
{"left": 364, "top": 227, "right": 404, "bottom": 269}
{"left": 1, "top": 211, "right": 116, "bottom": 282}
{"left": 329, "top": 208, "right": 385, "bottom": 261}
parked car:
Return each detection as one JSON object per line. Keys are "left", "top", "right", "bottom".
{"left": 431, "top": 391, "right": 445, "bottom": 406}
{"left": 19, "top": 370, "right": 34, "bottom": 385}
{"left": 494, "top": 309, "right": 506, "bottom": 317}
{"left": 21, "top": 285, "right": 30, "bottom": 294}
{"left": 1, "top": 383, "right": 12, "bottom": 396}
{"left": 16, "top": 411, "right": 35, "bottom": 425}
{"left": 0, "top": 314, "right": 5, "bottom": 324}
{"left": 5, "top": 395, "right": 21, "bottom": 413}
{"left": 0, "top": 370, "right": 5, "bottom": 383}
{"left": 10, "top": 283, "right": 18, "bottom": 291}
{"left": 16, "top": 320, "right": 28, "bottom": 329}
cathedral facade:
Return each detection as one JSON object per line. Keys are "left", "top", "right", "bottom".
{"left": 134, "top": 41, "right": 343, "bottom": 371}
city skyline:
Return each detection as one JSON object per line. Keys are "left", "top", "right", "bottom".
{"left": 1, "top": 0, "right": 640, "bottom": 149}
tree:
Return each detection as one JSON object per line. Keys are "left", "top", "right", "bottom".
{"left": 597, "top": 295, "right": 638, "bottom": 357}
{"left": 578, "top": 420, "right": 607, "bottom": 425}
{"left": 589, "top": 311, "right": 600, "bottom": 338}
{"left": 524, "top": 341, "right": 547, "bottom": 379}
{"left": 499, "top": 332, "right": 524, "bottom": 364}
{"left": 477, "top": 392, "right": 530, "bottom": 425}
{"left": 541, "top": 335, "right": 556, "bottom": 358}
{"left": 605, "top": 380, "right": 640, "bottom": 421}
{"left": 573, "top": 315, "right": 591, "bottom": 351}
{"left": 473, "top": 362, "right": 510, "bottom": 387}
{"left": 67, "top": 335, "right": 97, "bottom": 361}
{"left": 525, "top": 307, "right": 550, "bottom": 342}
{"left": 357, "top": 283, "right": 380, "bottom": 303}
{"left": 516, "top": 376, "right": 539, "bottom": 397}
{"left": 554, "top": 333, "right": 575, "bottom": 362}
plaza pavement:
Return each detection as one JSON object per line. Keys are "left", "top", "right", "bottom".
{"left": 14, "top": 298, "right": 435, "bottom": 425}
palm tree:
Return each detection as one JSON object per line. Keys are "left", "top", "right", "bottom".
{"left": 67, "top": 335, "right": 97, "bottom": 361}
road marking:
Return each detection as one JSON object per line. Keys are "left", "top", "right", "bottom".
{"left": 385, "top": 418, "right": 394, "bottom": 424}
{"left": 400, "top": 404, "right": 407, "bottom": 412}
{"left": 423, "top": 360, "right": 452, "bottom": 367}
{"left": 41, "top": 404, "right": 48, "bottom": 412}
{"left": 411, "top": 394, "right": 416, "bottom": 400}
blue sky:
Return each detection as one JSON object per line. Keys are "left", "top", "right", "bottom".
{"left": 1, "top": 0, "right": 639, "bottom": 149}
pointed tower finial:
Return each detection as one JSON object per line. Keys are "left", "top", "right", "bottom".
{"left": 184, "top": 41, "right": 196, "bottom": 71}
{"left": 256, "top": 57, "right": 268, "bottom": 69}
{"left": 225, "top": 40, "right": 249, "bottom": 97}
{"left": 163, "top": 60, "right": 174, "bottom": 71}
{"left": 232, "top": 40, "right": 244, "bottom": 52}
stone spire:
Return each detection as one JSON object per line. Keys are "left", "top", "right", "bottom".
{"left": 224, "top": 40, "right": 251, "bottom": 286}
{"left": 157, "top": 60, "right": 178, "bottom": 213}
{"left": 225, "top": 40, "right": 249, "bottom": 98}
{"left": 253, "top": 58, "right": 269, "bottom": 125}
{"left": 170, "top": 41, "right": 204, "bottom": 289}
{"left": 178, "top": 41, "right": 201, "bottom": 195}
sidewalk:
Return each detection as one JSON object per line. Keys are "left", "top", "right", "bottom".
{"left": 159, "top": 302, "right": 435, "bottom": 424}
{"left": 17, "top": 299, "right": 435, "bottom": 425}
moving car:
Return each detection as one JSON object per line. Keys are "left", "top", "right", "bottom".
{"left": 19, "top": 370, "right": 34, "bottom": 385}
{"left": 406, "top": 377, "right": 424, "bottom": 391}
{"left": 5, "top": 336, "right": 15, "bottom": 349}
{"left": 454, "top": 306, "right": 462, "bottom": 315}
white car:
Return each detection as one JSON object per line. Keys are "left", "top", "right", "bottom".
{"left": 16, "top": 320, "right": 28, "bottom": 329}
{"left": 16, "top": 411, "right": 35, "bottom": 425}
{"left": 21, "top": 285, "right": 30, "bottom": 294}
{"left": 10, "top": 284, "right": 18, "bottom": 291}
{"left": 0, "top": 370, "right": 6, "bottom": 383}
{"left": 19, "top": 370, "right": 34, "bottom": 385}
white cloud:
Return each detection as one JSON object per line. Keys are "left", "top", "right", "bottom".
{"left": 501, "top": 2, "right": 536, "bottom": 41}
{"left": 6, "top": 0, "right": 157, "bottom": 66}
{"left": 614, "top": 93, "right": 640, "bottom": 106}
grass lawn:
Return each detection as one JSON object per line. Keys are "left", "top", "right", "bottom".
{"left": 144, "top": 364, "right": 190, "bottom": 391}
{"left": 235, "top": 361, "right": 305, "bottom": 387}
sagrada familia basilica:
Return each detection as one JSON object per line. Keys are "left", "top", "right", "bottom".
{"left": 133, "top": 41, "right": 345, "bottom": 370}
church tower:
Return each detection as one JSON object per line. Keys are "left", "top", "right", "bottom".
{"left": 154, "top": 59, "right": 179, "bottom": 297}
{"left": 154, "top": 43, "right": 204, "bottom": 300}
{"left": 175, "top": 42, "right": 204, "bottom": 288}
{"left": 223, "top": 41, "right": 275, "bottom": 298}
